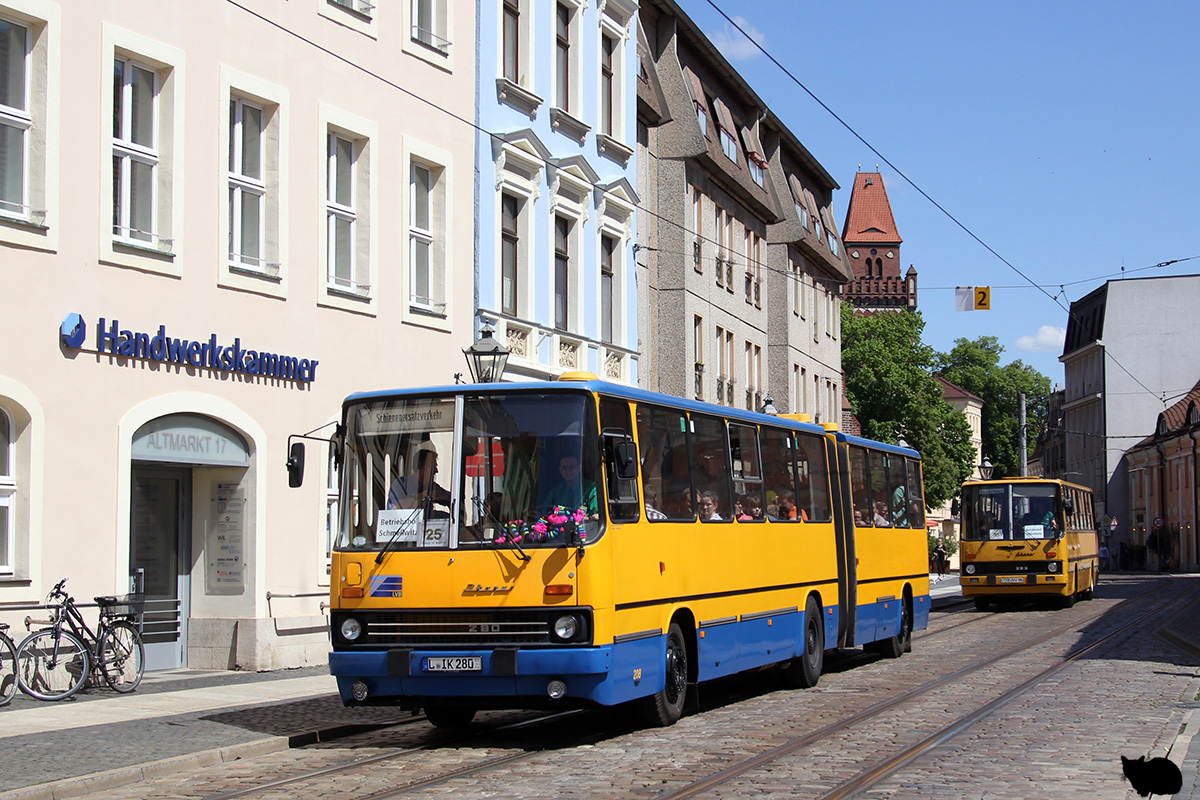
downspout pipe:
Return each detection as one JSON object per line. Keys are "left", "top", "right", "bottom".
{"left": 1155, "top": 440, "right": 1167, "bottom": 571}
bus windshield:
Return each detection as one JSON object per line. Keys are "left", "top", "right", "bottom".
{"left": 962, "top": 483, "right": 1059, "bottom": 541}
{"left": 335, "top": 392, "right": 602, "bottom": 552}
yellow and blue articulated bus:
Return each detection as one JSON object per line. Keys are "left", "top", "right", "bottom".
{"left": 958, "top": 477, "right": 1100, "bottom": 610}
{"left": 289, "top": 373, "right": 930, "bottom": 727}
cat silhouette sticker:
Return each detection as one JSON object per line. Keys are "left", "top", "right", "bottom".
{"left": 1121, "top": 755, "right": 1182, "bottom": 797}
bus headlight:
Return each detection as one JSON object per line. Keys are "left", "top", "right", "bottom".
{"left": 553, "top": 615, "right": 578, "bottom": 641}
{"left": 1047, "top": 562, "right": 1059, "bottom": 573}
{"left": 964, "top": 564, "right": 976, "bottom": 575}
{"left": 340, "top": 617, "right": 364, "bottom": 641}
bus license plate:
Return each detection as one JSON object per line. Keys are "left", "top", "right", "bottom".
{"left": 998, "top": 576, "right": 1025, "bottom": 584}
{"left": 422, "top": 656, "right": 482, "bottom": 672}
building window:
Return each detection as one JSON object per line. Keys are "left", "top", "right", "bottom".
{"left": 410, "top": 161, "right": 446, "bottom": 313}
{"left": 326, "top": 132, "right": 357, "bottom": 291}
{"left": 554, "top": 3, "right": 573, "bottom": 113}
{"left": 502, "top": 0, "right": 520, "bottom": 82}
{"left": 0, "top": 406, "right": 12, "bottom": 574}
{"left": 112, "top": 55, "right": 159, "bottom": 247}
{"left": 600, "top": 32, "right": 615, "bottom": 137}
{"left": 747, "top": 158, "right": 763, "bottom": 186}
{"left": 329, "top": 0, "right": 373, "bottom": 18}
{"left": 0, "top": 16, "right": 29, "bottom": 220}
{"left": 694, "top": 315, "right": 704, "bottom": 399}
{"left": 228, "top": 97, "right": 266, "bottom": 270}
{"left": 600, "top": 233, "right": 615, "bottom": 343}
{"left": 500, "top": 192, "right": 520, "bottom": 317}
{"left": 692, "top": 187, "right": 702, "bottom": 272}
{"left": 554, "top": 215, "right": 571, "bottom": 331}
{"left": 411, "top": 0, "right": 449, "bottom": 53}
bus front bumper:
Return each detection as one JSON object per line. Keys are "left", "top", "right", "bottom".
{"left": 329, "top": 645, "right": 619, "bottom": 706}
{"left": 960, "top": 574, "right": 1068, "bottom": 595}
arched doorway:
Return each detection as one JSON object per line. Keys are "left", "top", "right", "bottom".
{"left": 131, "top": 414, "right": 250, "bottom": 669}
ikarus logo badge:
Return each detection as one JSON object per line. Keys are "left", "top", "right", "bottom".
{"left": 369, "top": 576, "right": 403, "bottom": 597}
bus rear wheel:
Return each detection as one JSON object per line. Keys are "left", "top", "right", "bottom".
{"left": 782, "top": 596, "right": 824, "bottom": 689}
{"left": 636, "top": 622, "right": 688, "bottom": 727}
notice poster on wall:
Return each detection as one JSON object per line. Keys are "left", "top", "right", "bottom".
{"left": 207, "top": 483, "right": 246, "bottom": 595}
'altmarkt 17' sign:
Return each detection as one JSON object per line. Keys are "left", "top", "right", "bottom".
{"left": 60, "top": 313, "right": 320, "bottom": 384}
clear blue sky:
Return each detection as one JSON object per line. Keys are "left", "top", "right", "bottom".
{"left": 679, "top": 0, "right": 1200, "bottom": 388}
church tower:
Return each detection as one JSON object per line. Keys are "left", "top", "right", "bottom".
{"left": 841, "top": 171, "right": 917, "bottom": 312}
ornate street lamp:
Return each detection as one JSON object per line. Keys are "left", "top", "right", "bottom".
{"left": 759, "top": 396, "right": 778, "bottom": 415}
{"left": 463, "top": 324, "right": 510, "bottom": 383}
{"left": 979, "top": 457, "right": 994, "bottom": 480}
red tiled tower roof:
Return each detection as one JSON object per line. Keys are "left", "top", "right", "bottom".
{"left": 842, "top": 172, "right": 902, "bottom": 245}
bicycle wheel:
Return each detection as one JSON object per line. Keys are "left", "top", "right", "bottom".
{"left": 98, "top": 621, "right": 145, "bottom": 693}
{"left": 0, "top": 633, "right": 17, "bottom": 706}
{"left": 17, "top": 629, "right": 90, "bottom": 701}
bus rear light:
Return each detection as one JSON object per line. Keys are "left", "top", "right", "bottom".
{"left": 545, "top": 584, "right": 573, "bottom": 596}
{"left": 342, "top": 587, "right": 364, "bottom": 598}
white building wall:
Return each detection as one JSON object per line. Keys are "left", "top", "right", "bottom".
{"left": 0, "top": 0, "right": 475, "bottom": 670}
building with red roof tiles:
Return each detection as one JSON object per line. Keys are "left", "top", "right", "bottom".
{"left": 840, "top": 171, "right": 918, "bottom": 312}
{"left": 1123, "top": 376, "right": 1200, "bottom": 572}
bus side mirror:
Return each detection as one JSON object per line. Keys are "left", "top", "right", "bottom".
{"left": 615, "top": 441, "right": 639, "bottom": 480}
{"left": 950, "top": 498, "right": 960, "bottom": 517}
{"left": 287, "top": 442, "right": 306, "bottom": 488}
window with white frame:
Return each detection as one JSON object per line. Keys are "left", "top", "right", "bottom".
{"left": 0, "top": 15, "right": 29, "bottom": 220}
{"left": 0, "top": 406, "right": 11, "bottom": 573}
{"left": 322, "top": 120, "right": 374, "bottom": 302}
{"left": 326, "top": 131, "right": 356, "bottom": 291}
{"left": 112, "top": 55, "right": 159, "bottom": 247}
{"left": 329, "top": 0, "right": 373, "bottom": 18}
{"left": 600, "top": 233, "right": 615, "bottom": 343}
{"left": 691, "top": 186, "right": 702, "bottom": 272}
{"left": 600, "top": 31, "right": 615, "bottom": 137}
{"left": 500, "top": 192, "right": 521, "bottom": 317}
{"left": 554, "top": 2, "right": 575, "bottom": 113}
{"left": 409, "top": 159, "right": 446, "bottom": 313}
{"left": 694, "top": 315, "right": 704, "bottom": 398}
{"left": 713, "top": 202, "right": 724, "bottom": 287}
{"left": 502, "top": 0, "right": 521, "bottom": 82}
{"left": 411, "top": 0, "right": 449, "bottom": 53}
{"left": 554, "top": 214, "right": 572, "bottom": 330}
{"left": 229, "top": 97, "right": 266, "bottom": 271}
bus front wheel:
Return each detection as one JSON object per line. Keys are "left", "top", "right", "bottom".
{"left": 636, "top": 622, "right": 688, "bottom": 727}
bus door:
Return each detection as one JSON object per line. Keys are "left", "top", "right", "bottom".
{"left": 830, "top": 438, "right": 856, "bottom": 647}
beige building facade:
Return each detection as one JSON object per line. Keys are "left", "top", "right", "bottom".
{"left": 0, "top": 0, "right": 473, "bottom": 671}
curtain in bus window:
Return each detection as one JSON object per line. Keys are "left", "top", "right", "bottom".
{"left": 599, "top": 397, "right": 639, "bottom": 523}
{"left": 795, "top": 433, "right": 832, "bottom": 523}
{"left": 637, "top": 404, "right": 694, "bottom": 521}
{"left": 728, "top": 423, "right": 764, "bottom": 520}
{"left": 690, "top": 414, "right": 732, "bottom": 522}
{"left": 887, "top": 452, "right": 909, "bottom": 528}
{"left": 762, "top": 427, "right": 799, "bottom": 522}
{"left": 868, "top": 450, "right": 891, "bottom": 527}
{"left": 849, "top": 447, "right": 871, "bottom": 527}
{"left": 905, "top": 459, "right": 925, "bottom": 529}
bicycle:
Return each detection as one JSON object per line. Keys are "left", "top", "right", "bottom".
{"left": 16, "top": 578, "right": 145, "bottom": 701}
{"left": 0, "top": 621, "right": 16, "bottom": 706}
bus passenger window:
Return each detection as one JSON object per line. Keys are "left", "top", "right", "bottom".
{"left": 887, "top": 453, "right": 908, "bottom": 528}
{"left": 729, "top": 424, "right": 764, "bottom": 521}
{"left": 637, "top": 405, "right": 694, "bottom": 521}
{"left": 795, "top": 433, "right": 832, "bottom": 523}
{"left": 690, "top": 414, "right": 732, "bottom": 522}
{"left": 761, "top": 428, "right": 799, "bottom": 522}
{"left": 869, "top": 450, "right": 891, "bottom": 527}
{"left": 905, "top": 459, "right": 925, "bottom": 528}
{"left": 849, "top": 447, "right": 871, "bottom": 527}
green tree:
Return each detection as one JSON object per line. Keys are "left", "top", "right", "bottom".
{"left": 935, "top": 337, "right": 1053, "bottom": 478}
{"left": 841, "top": 307, "right": 975, "bottom": 508}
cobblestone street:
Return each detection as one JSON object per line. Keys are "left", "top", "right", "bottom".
{"left": 4, "top": 573, "right": 1198, "bottom": 800}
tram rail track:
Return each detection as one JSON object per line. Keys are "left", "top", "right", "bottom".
{"left": 197, "top": 579, "right": 1174, "bottom": 800}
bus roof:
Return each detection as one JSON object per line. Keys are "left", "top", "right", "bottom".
{"left": 961, "top": 476, "right": 1091, "bottom": 492}
{"left": 344, "top": 377, "right": 855, "bottom": 441}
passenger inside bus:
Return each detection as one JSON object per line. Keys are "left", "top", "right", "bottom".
{"left": 387, "top": 448, "right": 451, "bottom": 511}
{"left": 698, "top": 491, "right": 723, "bottom": 521}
